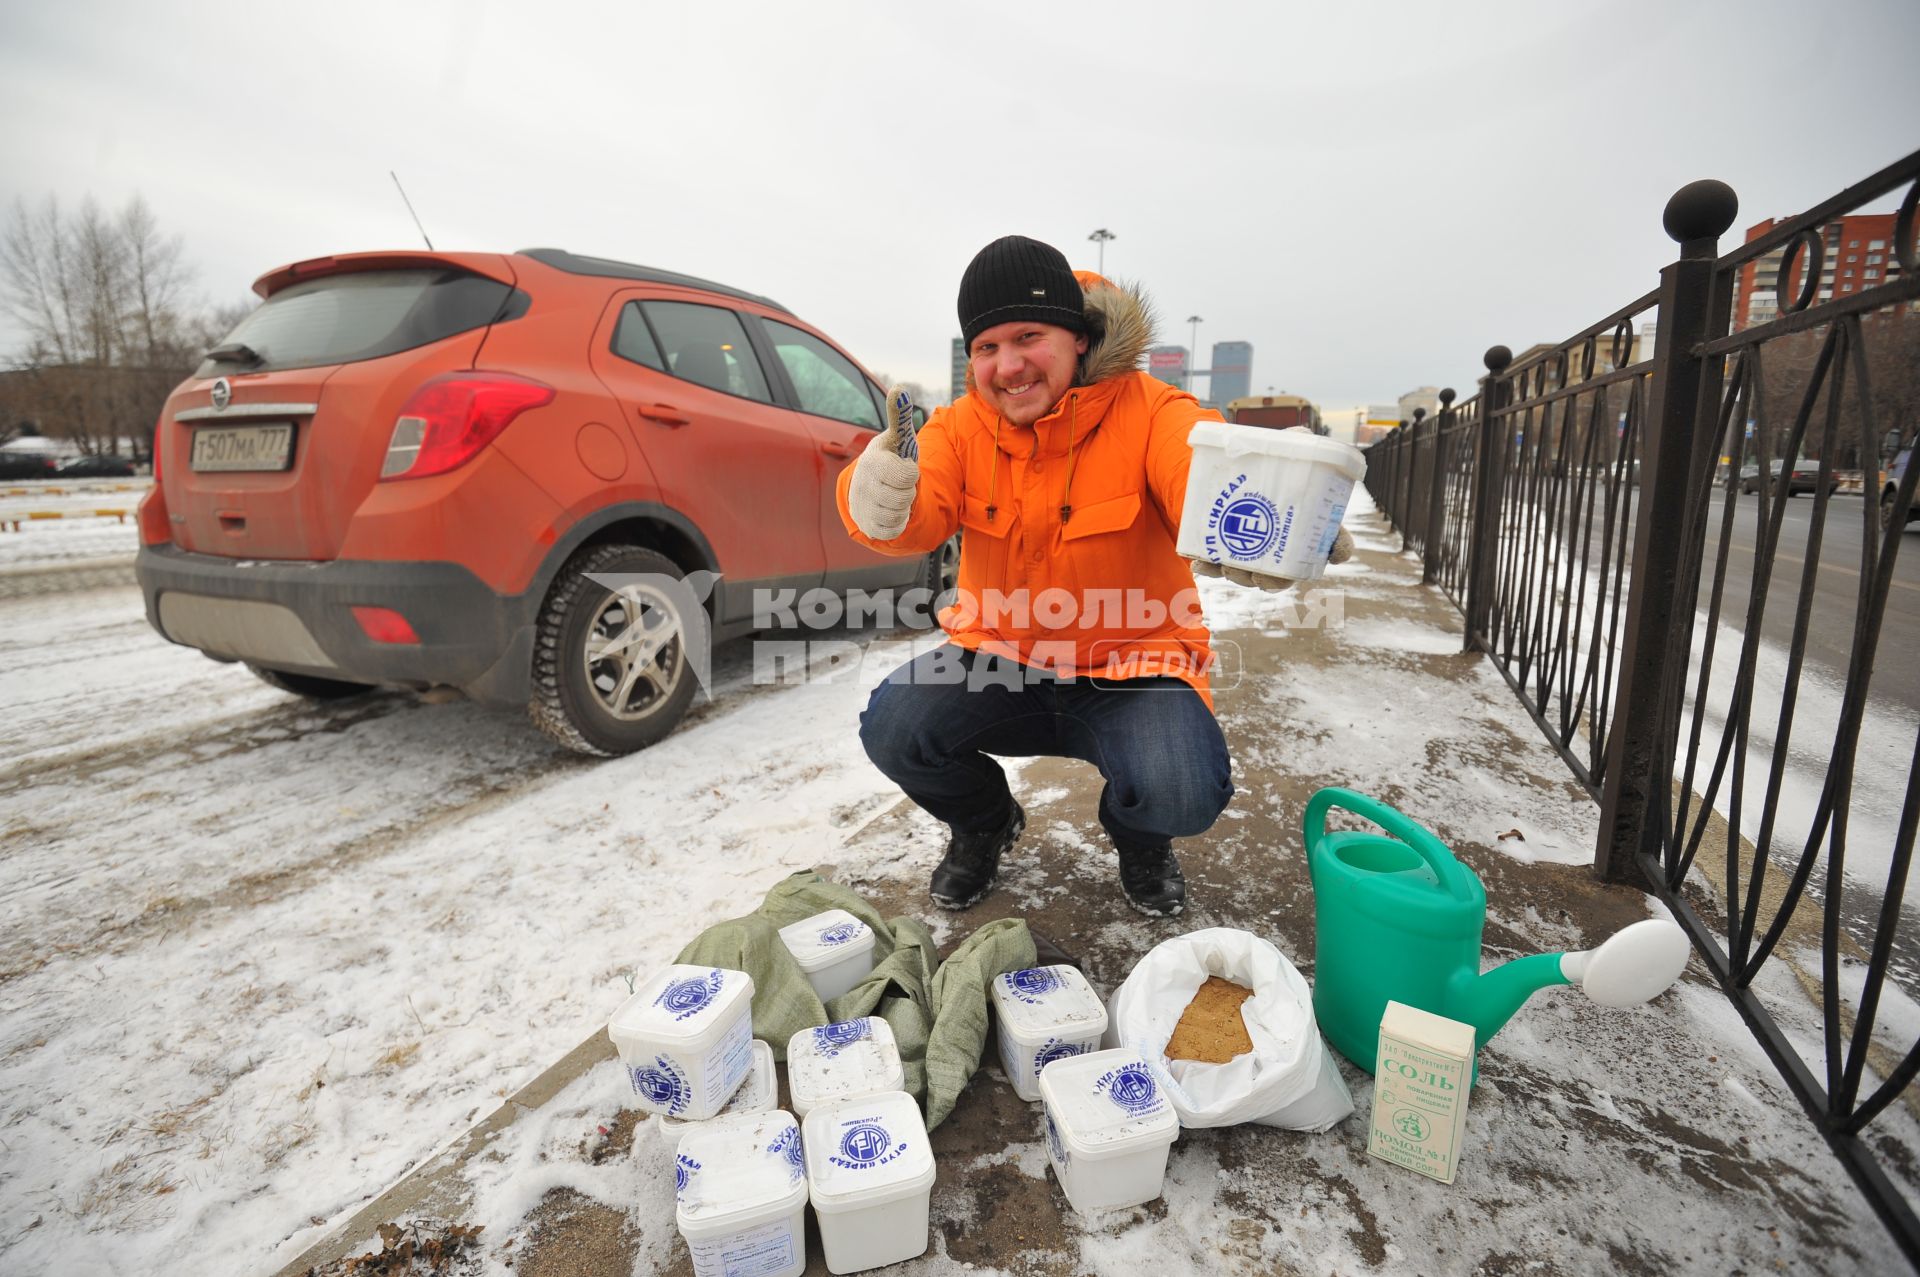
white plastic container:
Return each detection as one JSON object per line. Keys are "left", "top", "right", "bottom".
{"left": 608, "top": 964, "right": 756, "bottom": 1121}
{"left": 674, "top": 1109, "right": 809, "bottom": 1277}
{"left": 777, "top": 908, "right": 878, "bottom": 1006}
{"left": 990, "top": 964, "right": 1109, "bottom": 1102}
{"left": 786, "top": 1017, "right": 905, "bottom": 1120}
{"left": 803, "top": 1089, "right": 936, "bottom": 1274}
{"left": 660, "top": 1038, "right": 777, "bottom": 1147}
{"left": 1038, "top": 1047, "right": 1180, "bottom": 1215}
{"left": 1177, "top": 421, "right": 1367, "bottom": 582}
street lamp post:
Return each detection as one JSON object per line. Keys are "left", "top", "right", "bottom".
{"left": 1088, "top": 228, "right": 1116, "bottom": 274}
{"left": 1186, "top": 314, "right": 1203, "bottom": 398}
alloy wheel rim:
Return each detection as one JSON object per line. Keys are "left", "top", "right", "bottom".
{"left": 584, "top": 582, "right": 685, "bottom": 721}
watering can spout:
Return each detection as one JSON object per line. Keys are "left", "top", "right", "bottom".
{"left": 1303, "top": 788, "right": 1694, "bottom": 1074}
{"left": 1446, "top": 920, "right": 1694, "bottom": 1045}
{"left": 1446, "top": 953, "right": 1570, "bottom": 1046}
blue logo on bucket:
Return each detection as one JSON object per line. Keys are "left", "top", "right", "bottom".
{"left": 1005, "top": 967, "right": 1062, "bottom": 1004}
{"left": 768, "top": 1124, "right": 806, "bottom": 1182}
{"left": 654, "top": 969, "right": 726, "bottom": 1022}
{"left": 838, "top": 1123, "right": 890, "bottom": 1166}
{"left": 828, "top": 1118, "right": 910, "bottom": 1170}
{"left": 630, "top": 1054, "right": 692, "bottom": 1116}
{"left": 1032, "top": 1039, "right": 1087, "bottom": 1077}
{"left": 1095, "top": 1062, "right": 1162, "bottom": 1116}
{"left": 1219, "top": 493, "right": 1281, "bottom": 560}
{"left": 818, "top": 920, "right": 864, "bottom": 946}
{"left": 813, "top": 1020, "right": 871, "bottom": 1054}
{"left": 1045, "top": 1109, "right": 1069, "bottom": 1167}
{"left": 674, "top": 1152, "right": 700, "bottom": 1198}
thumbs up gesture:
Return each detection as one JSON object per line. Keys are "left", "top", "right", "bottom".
{"left": 847, "top": 386, "right": 923, "bottom": 540}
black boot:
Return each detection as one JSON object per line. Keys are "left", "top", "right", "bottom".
{"left": 1116, "top": 838, "right": 1186, "bottom": 917}
{"left": 929, "top": 800, "right": 1025, "bottom": 910}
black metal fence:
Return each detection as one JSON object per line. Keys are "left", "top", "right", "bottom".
{"left": 1366, "top": 149, "right": 1920, "bottom": 1263}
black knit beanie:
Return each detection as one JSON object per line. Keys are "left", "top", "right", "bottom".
{"left": 957, "top": 235, "right": 1088, "bottom": 348}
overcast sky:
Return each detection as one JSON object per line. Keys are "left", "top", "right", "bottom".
{"left": 2, "top": 0, "right": 1915, "bottom": 410}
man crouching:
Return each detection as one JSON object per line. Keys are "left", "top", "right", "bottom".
{"left": 837, "top": 235, "right": 1332, "bottom": 917}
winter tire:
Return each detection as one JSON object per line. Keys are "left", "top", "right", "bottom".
{"left": 248, "top": 665, "right": 376, "bottom": 700}
{"left": 528, "top": 543, "right": 702, "bottom": 756}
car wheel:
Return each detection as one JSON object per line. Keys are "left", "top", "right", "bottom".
{"left": 1884, "top": 490, "right": 1901, "bottom": 531}
{"left": 909, "top": 533, "right": 961, "bottom": 628}
{"left": 249, "top": 665, "right": 376, "bottom": 700}
{"left": 528, "top": 542, "right": 702, "bottom": 756}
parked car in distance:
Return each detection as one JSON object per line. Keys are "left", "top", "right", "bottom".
{"left": 135, "top": 248, "right": 955, "bottom": 756}
{"left": 0, "top": 452, "right": 58, "bottom": 480}
{"left": 1739, "top": 458, "right": 1837, "bottom": 498}
{"left": 57, "top": 454, "right": 140, "bottom": 478}
{"left": 1885, "top": 447, "right": 1916, "bottom": 531}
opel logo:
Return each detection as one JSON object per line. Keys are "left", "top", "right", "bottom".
{"left": 211, "top": 378, "right": 231, "bottom": 411}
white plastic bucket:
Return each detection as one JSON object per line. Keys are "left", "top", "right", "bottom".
{"left": 660, "top": 1038, "right": 777, "bottom": 1147}
{"left": 990, "top": 964, "right": 1109, "bottom": 1103}
{"left": 674, "top": 1109, "right": 809, "bottom": 1277}
{"left": 1038, "top": 1047, "right": 1180, "bottom": 1215}
{"left": 776, "top": 909, "right": 877, "bottom": 1006}
{"left": 1177, "top": 422, "right": 1367, "bottom": 582}
{"left": 786, "top": 1017, "right": 905, "bottom": 1120}
{"left": 608, "top": 965, "right": 756, "bottom": 1121}
{"left": 803, "top": 1090, "right": 936, "bottom": 1274}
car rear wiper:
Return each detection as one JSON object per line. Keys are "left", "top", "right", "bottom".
{"left": 205, "top": 342, "right": 263, "bottom": 365}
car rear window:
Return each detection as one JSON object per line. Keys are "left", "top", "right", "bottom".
{"left": 196, "top": 269, "right": 518, "bottom": 376}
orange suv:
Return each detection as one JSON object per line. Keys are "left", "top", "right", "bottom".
{"left": 136, "top": 249, "right": 953, "bottom": 754}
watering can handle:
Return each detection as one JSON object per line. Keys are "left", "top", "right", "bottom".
{"left": 1304, "top": 787, "right": 1478, "bottom": 902}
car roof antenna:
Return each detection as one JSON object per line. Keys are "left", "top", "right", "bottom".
{"left": 390, "top": 171, "right": 434, "bottom": 251}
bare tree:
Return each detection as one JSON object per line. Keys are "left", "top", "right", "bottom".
{"left": 0, "top": 193, "right": 217, "bottom": 460}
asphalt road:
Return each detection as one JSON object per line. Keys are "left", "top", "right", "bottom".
{"left": 1524, "top": 483, "right": 1918, "bottom": 973}
{"left": 1566, "top": 486, "right": 1920, "bottom": 714}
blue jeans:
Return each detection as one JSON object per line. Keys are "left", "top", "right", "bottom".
{"left": 858, "top": 646, "right": 1233, "bottom": 847}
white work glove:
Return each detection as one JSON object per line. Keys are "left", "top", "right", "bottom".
{"left": 847, "top": 386, "right": 921, "bottom": 540}
{"left": 1189, "top": 526, "right": 1353, "bottom": 592}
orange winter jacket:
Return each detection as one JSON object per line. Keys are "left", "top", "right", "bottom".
{"left": 835, "top": 274, "right": 1222, "bottom": 706}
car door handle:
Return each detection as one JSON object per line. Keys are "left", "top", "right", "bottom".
{"left": 820, "top": 440, "right": 854, "bottom": 458}
{"left": 637, "top": 403, "right": 690, "bottom": 426}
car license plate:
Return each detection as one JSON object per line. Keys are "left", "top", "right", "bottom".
{"left": 190, "top": 424, "right": 293, "bottom": 472}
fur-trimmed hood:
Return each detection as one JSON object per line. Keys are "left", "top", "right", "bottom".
{"left": 1073, "top": 271, "right": 1157, "bottom": 387}
{"left": 960, "top": 270, "right": 1159, "bottom": 397}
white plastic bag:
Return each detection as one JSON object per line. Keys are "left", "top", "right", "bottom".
{"left": 1103, "top": 927, "right": 1353, "bottom": 1131}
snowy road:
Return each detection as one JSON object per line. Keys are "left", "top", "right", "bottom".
{"left": 0, "top": 558, "right": 937, "bottom": 1275}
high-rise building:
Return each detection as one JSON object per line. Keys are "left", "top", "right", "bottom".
{"left": 1733, "top": 213, "right": 1906, "bottom": 331}
{"left": 1398, "top": 387, "right": 1441, "bottom": 422}
{"left": 1210, "top": 342, "right": 1252, "bottom": 405}
{"left": 950, "top": 337, "right": 968, "bottom": 403}
{"left": 1147, "top": 345, "right": 1189, "bottom": 391}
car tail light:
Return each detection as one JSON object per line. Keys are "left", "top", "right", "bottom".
{"left": 380, "top": 373, "right": 555, "bottom": 481}
{"left": 351, "top": 606, "right": 420, "bottom": 644}
{"left": 152, "top": 415, "right": 164, "bottom": 483}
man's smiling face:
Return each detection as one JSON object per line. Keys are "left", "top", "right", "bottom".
{"left": 969, "top": 321, "right": 1090, "bottom": 427}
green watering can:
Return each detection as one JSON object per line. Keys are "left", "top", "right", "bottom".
{"left": 1305, "top": 788, "right": 1690, "bottom": 1074}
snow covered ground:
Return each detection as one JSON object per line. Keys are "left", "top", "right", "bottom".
{"left": 356, "top": 487, "right": 1912, "bottom": 1277}
{"left": 4, "top": 490, "right": 1913, "bottom": 1277}
{"left": 0, "top": 492, "right": 141, "bottom": 573}
{"left": 0, "top": 532, "right": 952, "bottom": 1275}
